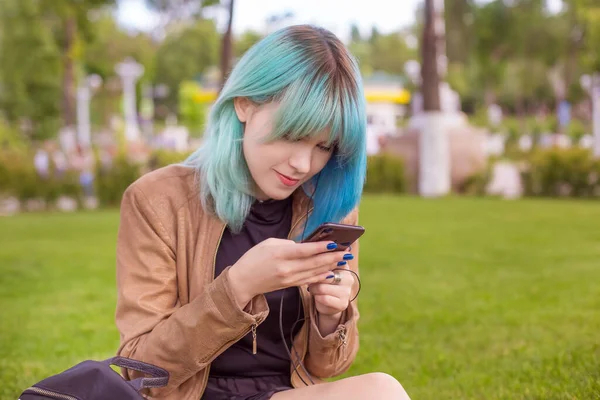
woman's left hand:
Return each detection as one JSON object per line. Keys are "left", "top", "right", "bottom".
{"left": 308, "top": 264, "right": 353, "bottom": 317}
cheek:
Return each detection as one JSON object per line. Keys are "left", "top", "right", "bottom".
{"left": 310, "top": 151, "right": 333, "bottom": 174}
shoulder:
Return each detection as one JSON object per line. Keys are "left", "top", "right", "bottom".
{"left": 122, "top": 164, "right": 201, "bottom": 219}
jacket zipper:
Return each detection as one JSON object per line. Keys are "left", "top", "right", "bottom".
{"left": 200, "top": 202, "right": 315, "bottom": 395}
{"left": 23, "top": 387, "right": 79, "bottom": 400}
{"left": 199, "top": 224, "right": 226, "bottom": 399}
{"left": 251, "top": 322, "right": 258, "bottom": 354}
{"left": 336, "top": 324, "right": 349, "bottom": 363}
{"left": 199, "top": 225, "right": 264, "bottom": 398}
{"left": 288, "top": 205, "right": 318, "bottom": 385}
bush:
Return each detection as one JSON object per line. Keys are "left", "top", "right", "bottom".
{"left": 148, "top": 149, "right": 192, "bottom": 170}
{"left": 459, "top": 163, "right": 494, "bottom": 196}
{"left": 364, "top": 154, "right": 406, "bottom": 194}
{"left": 521, "top": 148, "right": 600, "bottom": 197}
{"left": 0, "top": 150, "right": 83, "bottom": 206}
{"left": 95, "top": 154, "right": 142, "bottom": 207}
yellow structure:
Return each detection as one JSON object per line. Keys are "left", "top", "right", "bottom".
{"left": 192, "top": 88, "right": 411, "bottom": 105}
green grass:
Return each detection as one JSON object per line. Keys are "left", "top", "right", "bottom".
{"left": 1, "top": 196, "right": 600, "bottom": 399}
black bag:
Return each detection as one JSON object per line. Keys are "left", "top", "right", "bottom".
{"left": 19, "top": 356, "right": 169, "bottom": 400}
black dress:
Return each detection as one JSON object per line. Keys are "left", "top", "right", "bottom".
{"left": 201, "top": 197, "right": 305, "bottom": 400}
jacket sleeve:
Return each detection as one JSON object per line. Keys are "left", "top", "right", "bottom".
{"left": 304, "top": 208, "right": 361, "bottom": 378}
{"left": 115, "top": 185, "right": 269, "bottom": 397}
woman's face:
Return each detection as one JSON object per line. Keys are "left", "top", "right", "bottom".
{"left": 236, "top": 99, "right": 334, "bottom": 201}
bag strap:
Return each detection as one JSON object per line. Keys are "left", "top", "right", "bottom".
{"left": 104, "top": 356, "right": 169, "bottom": 390}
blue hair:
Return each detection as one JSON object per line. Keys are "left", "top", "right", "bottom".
{"left": 185, "top": 25, "right": 367, "bottom": 239}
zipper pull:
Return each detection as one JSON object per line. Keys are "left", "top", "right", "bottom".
{"left": 338, "top": 326, "right": 348, "bottom": 361}
{"left": 251, "top": 323, "right": 258, "bottom": 355}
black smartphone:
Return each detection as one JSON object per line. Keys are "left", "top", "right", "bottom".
{"left": 302, "top": 222, "right": 365, "bottom": 251}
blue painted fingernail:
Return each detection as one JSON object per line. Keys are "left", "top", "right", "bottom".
{"left": 337, "top": 261, "right": 347, "bottom": 266}
{"left": 343, "top": 254, "right": 354, "bottom": 260}
{"left": 326, "top": 274, "right": 335, "bottom": 279}
{"left": 327, "top": 243, "right": 337, "bottom": 250}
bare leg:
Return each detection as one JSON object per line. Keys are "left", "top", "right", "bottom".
{"left": 271, "top": 373, "right": 411, "bottom": 400}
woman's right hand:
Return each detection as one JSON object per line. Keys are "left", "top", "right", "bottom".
{"left": 227, "top": 238, "right": 346, "bottom": 309}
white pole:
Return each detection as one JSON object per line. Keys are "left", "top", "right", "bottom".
{"left": 76, "top": 84, "right": 91, "bottom": 148}
{"left": 123, "top": 76, "right": 140, "bottom": 142}
{"left": 116, "top": 58, "right": 144, "bottom": 142}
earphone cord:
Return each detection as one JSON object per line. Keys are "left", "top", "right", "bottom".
{"left": 278, "top": 172, "right": 362, "bottom": 386}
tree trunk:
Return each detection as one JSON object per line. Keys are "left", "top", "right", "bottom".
{"left": 219, "top": 0, "right": 235, "bottom": 91}
{"left": 422, "top": 0, "right": 440, "bottom": 111}
{"left": 62, "top": 16, "right": 76, "bottom": 129}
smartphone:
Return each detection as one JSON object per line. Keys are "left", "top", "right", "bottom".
{"left": 302, "top": 222, "right": 365, "bottom": 251}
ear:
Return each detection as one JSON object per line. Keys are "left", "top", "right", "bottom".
{"left": 233, "top": 97, "right": 254, "bottom": 123}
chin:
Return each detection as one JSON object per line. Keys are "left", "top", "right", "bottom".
{"left": 257, "top": 184, "right": 296, "bottom": 200}
{"left": 264, "top": 189, "right": 293, "bottom": 200}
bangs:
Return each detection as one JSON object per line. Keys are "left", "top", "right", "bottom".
{"left": 259, "top": 69, "right": 364, "bottom": 161}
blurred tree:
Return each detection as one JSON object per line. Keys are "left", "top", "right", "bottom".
{"left": 422, "top": 0, "right": 440, "bottom": 111}
{"left": 349, "top": 25, "right": 415, "bottom": 77}
{"left": 154, "top": 19, "right": 219, "bottom": 112}
{"left": 0, "top": 0, "right": 62, "bottom": 140}
{"left": 85, "top": 14, "right": 157, "bottom": 81}
{"left": 445, "top": 0, "right": 474, "bottom": 65}
{"left": 144, "top": 0, "right": 232, "bottom": 90}
{"left": 219, "top": 0, "right": 235, "bottom": 89}
{"left": 350, "top": 24, "right": 362, "bottom": 42}
{"left": 178, "top": 80, "right": 206, "bottom": 137}
{"left": 370, "top": 32, "right": 417, "bottom": 75}
{"left": 563, "top": 0, "right": 600, "bottom": 73}
{"left": 40, "top": 0, "right": 116, "bottom": 130}
{"left": 83, "top": 13, "right": 157, "bottom": 125}
{"left": 146, "top": 0, "right": 219, "bottom": 27}
{"left": 348, "top": 24, "right": 373, "bottom": 75}
{"left": 234, "top": 30, "right": 263, "bottom": 58}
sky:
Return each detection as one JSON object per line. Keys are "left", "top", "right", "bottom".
{"left": 116, "top": 0, "right": 565, "bottom": 42}
{"left": 116, "top": 0, "right": 422, "bottom": 42}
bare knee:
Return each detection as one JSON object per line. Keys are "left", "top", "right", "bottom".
{"left": 361, "top": 373, "right": 410, "bottom": 400}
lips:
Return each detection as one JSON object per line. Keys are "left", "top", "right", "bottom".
{"left": 275, "top": 171, "right": 300, "bottom": 187}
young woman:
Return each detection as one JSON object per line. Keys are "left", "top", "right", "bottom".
{"left": 115, "top": 24, "right": 410, "bottom": 400}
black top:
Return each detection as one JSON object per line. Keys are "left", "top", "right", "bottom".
{"left": 209, "top": 197, "right": 305, "bottom": 377}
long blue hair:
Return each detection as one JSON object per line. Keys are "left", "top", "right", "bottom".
{"left": 185, "top": 24, "right": 367, "bottom": 239}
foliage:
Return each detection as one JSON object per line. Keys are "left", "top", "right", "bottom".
{"left": 154, "top": 19, "right": 220, "bottom": 111}
{"left": 0, "top": 0, "right": 62, "bottom": 141}
{"left": 521, "top": 147, "right": 600, "bottom": 197}
{"left": 178, "top": 81, "right": 207, "bottom": 138}
{"left": 147, "top": 149, "right": 192, "bottom": 170}
{"left": 348, "top": 25, "right": 417, "bottom": 76}
{"left": 364, "top": 154, "right": 406, "bottom": 194}
{"left": 0, "top": 149, "right": 82, "bottom": 205}
{"left": 234, "top": 30, "right": 263, "bottom": 58}
{"left": 94, "top": 153, "right": 142, "bottom": 207}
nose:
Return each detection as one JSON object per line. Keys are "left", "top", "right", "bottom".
{"left": 288, "top": 146, "right": 312, "bottom": 175}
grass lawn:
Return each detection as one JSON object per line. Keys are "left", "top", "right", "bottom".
{"left": 1, "top": 196, "right": 599, "bottom": 399}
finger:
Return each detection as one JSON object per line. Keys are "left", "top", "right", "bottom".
{"left": 295, "top": 269, "right": 335, "bottom": 286}
{"left": 313, "top": 294, "right": 347, "bottom": 310}
{"left": 307, "top": 282, "right": 350, "bottom": 297}
{"left": 288, "top": 251, "right": 347, "bottom": 278}
{"left": 285, "top": 241, "right": 339, "bottom": 259}
{"left": 286, "top": 251, "right": 354, "bottom": 286}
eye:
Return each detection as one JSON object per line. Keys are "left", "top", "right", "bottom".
{"left": 282, "top": 133, "right": 302, "bottom": 143}
{"left": 317, "top": 143, "right": 333, "bottom": 152}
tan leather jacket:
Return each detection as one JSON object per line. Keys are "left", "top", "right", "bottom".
{"left": 115, "top": 165, "right": 361, "bottom": 399}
